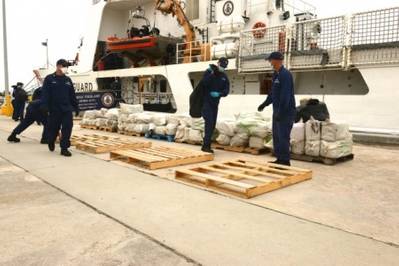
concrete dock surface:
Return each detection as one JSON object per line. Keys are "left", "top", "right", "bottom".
{"left": 0, "top": 116, "right": 398, "bottom": 265}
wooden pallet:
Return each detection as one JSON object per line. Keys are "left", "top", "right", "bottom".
{"left": 291, "top": 153, "right": 354, "bottom": 165}
{"left": 110, "top": 146, "right": 214, "bottom": 170}
{"left": 98, "top": 126, "right": 117, "bottom": 133}
{"left": 118, "top": 130, "right": 145, "bottom": 137}
{"left": 75, "top": 137, "right": 151, "bottom": 154}
{"left": 211, "top": 143, "right": 270, "bottom": 155}
{"left": 175, "top": 159, "right": 312, "bottom": 198}
{"left": 80, "top": 124, "right": 98, "bottom": 130}
{"left": 70, "top": 134, "right": 110, "bottom": 146}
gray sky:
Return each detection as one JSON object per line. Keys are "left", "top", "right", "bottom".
{"left": 0, "top": 0, "right": 398, "bottom": 92}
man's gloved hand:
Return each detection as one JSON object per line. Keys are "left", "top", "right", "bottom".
{"left": 210, "top": 91, "right": 221, "bottom": 98}
{"left": 257, "top": 103, "right": 266, "bottom": 112}
{"left": 75, "top": 110, "right": 80, "bottom": 117}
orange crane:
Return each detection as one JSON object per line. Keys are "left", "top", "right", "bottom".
{"left": 155, "top": 0, "right": 210, "bottom": 63}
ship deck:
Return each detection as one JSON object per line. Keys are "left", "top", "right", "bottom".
{"left": 1, "top": 116, "right": 398, "bottom": 265}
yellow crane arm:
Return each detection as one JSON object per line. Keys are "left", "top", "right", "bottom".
{"left": 155, "top": 0, "right": 195, "bottom": 44}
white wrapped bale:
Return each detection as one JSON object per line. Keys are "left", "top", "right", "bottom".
{"left": 291, "top": 122, "right": 305, "bottom": 142}
{"left": 216, "top": 134, "right": 231, "bottom": 146}
{"left": 305, "top": 141, "right": 321, "bottom": 157}
{"left": 191, "top": 118, "right": 205, "bottom": 131}
{"left": 154, "top": 126, "right": 167, "bottom": 135}
{"left": 187, "top": 129, "right": 203, "bottom": 144}
{"left": 135, "top": 112, "right": 153, "bottom": 124}
{"left": 305, "top": 119, "right": 321, "bottom": 141}
{"left": 291, "top": 141, "right": 305, "bottom": 155}
{"left": 83, "top": 110, "right": 98, "bottom": 120}
{"left": 175, "top": 126, "right": 189, "bottom": 143}
{"left": 178, "top": 116, "right": 192, "bottom": 127}
{"left": 95, "top": 118, "right": 108, "bottom": 127}
{"left": 249, "top": 137, "right": 264, "bottom": 149}
{"left": 166, "top": 115, "right": 180, "bottom": 125}
{"left": 249, "top": 121, "right": 271, "bottom": 138}
{"left": 81, "top": 118, "right": 97, "bottom": 126}
{"left": 290, "top": 122, "right": 306, "bottom": 155}
{"left": 166, "top": 124, "right": 178, "bottom": 135}
{"left": 120, "top": 103, "right": 143, "bottom": 114}
{"left": 105, "top": 108, "right": 120, "bottom": 121}
{"left": 320, "top": 140, "right": 353, "bottom": 159}
{"left": 133, "top": 124, "right": 149, "bottom": 134}
{"left": 230, "top": 133, "right": 249, "bottom": 147}
{"left": 152, "top": 114, "right": 168, "bottom": 126}
{"left": 321, "top": 122, "right": 351, "bottom": 142}
{"left": 216, "top": 120, "right": 236, "bottom": 137}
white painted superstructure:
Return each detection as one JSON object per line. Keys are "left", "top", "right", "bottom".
{"left": 35, "top": 0, "right": 399, "bottom": 131}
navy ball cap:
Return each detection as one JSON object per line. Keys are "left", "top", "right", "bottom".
{"left": 266, "top": 51, "right": 284, "bottom": 61}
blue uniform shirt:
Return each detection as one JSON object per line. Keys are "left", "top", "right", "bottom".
{"left": 202, "top": 65, "right": 230, "bottom": 107}
{"left": 41, "top": 73, "right": 78, "bottom": 113}
{"left": 263, "top": 66, "right": 296, "bottom": 120}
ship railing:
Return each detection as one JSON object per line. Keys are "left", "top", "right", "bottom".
{"left": 238, "top": 6, "right": 399, "bottom": 72}
{"left": 348, "top": 7, "right": 399, "bottom": 67}
{"left": 289, "top": 15, "right": 347, "bottom": 70}
{"left": 284, "top": 0, "right": 317, "bottom": 17}
{"left": 238, "top": 25, "right": 287, "bottom": 73}
{"left": 176, "top": 40, "right": 211, "bottom": 64}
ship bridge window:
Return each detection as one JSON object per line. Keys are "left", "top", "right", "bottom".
{"left": 185, "top": 0, "right": 199, "bottom": 21}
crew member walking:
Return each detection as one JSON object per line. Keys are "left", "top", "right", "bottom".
{"left": 258, "top": 52, "right": 296, "bottom": 166}
{"left": 7, "top": 87, "right": 48, "bottom": 144}
{"left": 201, "top": 57, "right": 230, "bottom": 153}
{"left": 41, "top": 59, "right": 79, "bottom": 157}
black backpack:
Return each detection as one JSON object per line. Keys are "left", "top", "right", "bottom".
{"left": 189, "top": 80, "right": 204, "bottom": 118}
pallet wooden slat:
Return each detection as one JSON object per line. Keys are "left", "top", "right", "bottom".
{"left": 110, "top": 146, "right": 214, "bottom": 170}
{"left": 175, "top": 159, "right": 312, "bottom": 199}
{"left": 73, "top": 134, "right": 151, "bottom": 154}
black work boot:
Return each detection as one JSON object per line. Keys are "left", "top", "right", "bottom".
{"left": 7, "top": 134, "right": 20, "bottom": 143}
{"left": 268, "top": 160, "right": 280, "bottom": 164}
{"left": 201, "top": 146, "right": 214, "bottom": 153}
{"left": 279, "top": 160, "right": 291, "bottom": 166}
{"left": 61, "top": 149, "right": 72, "bottom": 157}
{"left": 48, "top": 142, "right": 55, "bottom": 152}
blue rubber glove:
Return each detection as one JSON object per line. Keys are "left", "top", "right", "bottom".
{"left": 210, "top": 91, "right": 220, "bottom": 98}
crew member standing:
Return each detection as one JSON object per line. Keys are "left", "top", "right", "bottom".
{"left": 258, "top": 52, "right": 296, "bottom": 166}
{"left": 12, "top": 82, "right": 27, "bottom": 121}
{"left": 201, "top": 57, "right": 230, "bottom": 153}
{"left": 7, "top": 86, "right": 48, "bottom": 144}
{"left": 41, "top": 59, "right": 79, "bottom": 157}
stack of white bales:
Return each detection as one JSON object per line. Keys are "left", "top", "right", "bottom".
{"left": 117, "top": 103, "right": 144, "bottom": 132}
{"left": 95, "top": 108, "right": 120, "bottom": 130}
{"left": 216, "top": 112, "right": 272, "bottom": 148}
{"left": 119, "top": 108, "right": 182, "bottom": 137}
{"left": 148, "top": 113, "right": 181, "bottom": 136}
{"left": 291, "top": 118, "right": 353, "bottom": 158}
{"left": 81, "top": 109, "right": 107, "bottom": 127}
{"left": 175, "top": 116, "right": 205, "bottom": 144}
